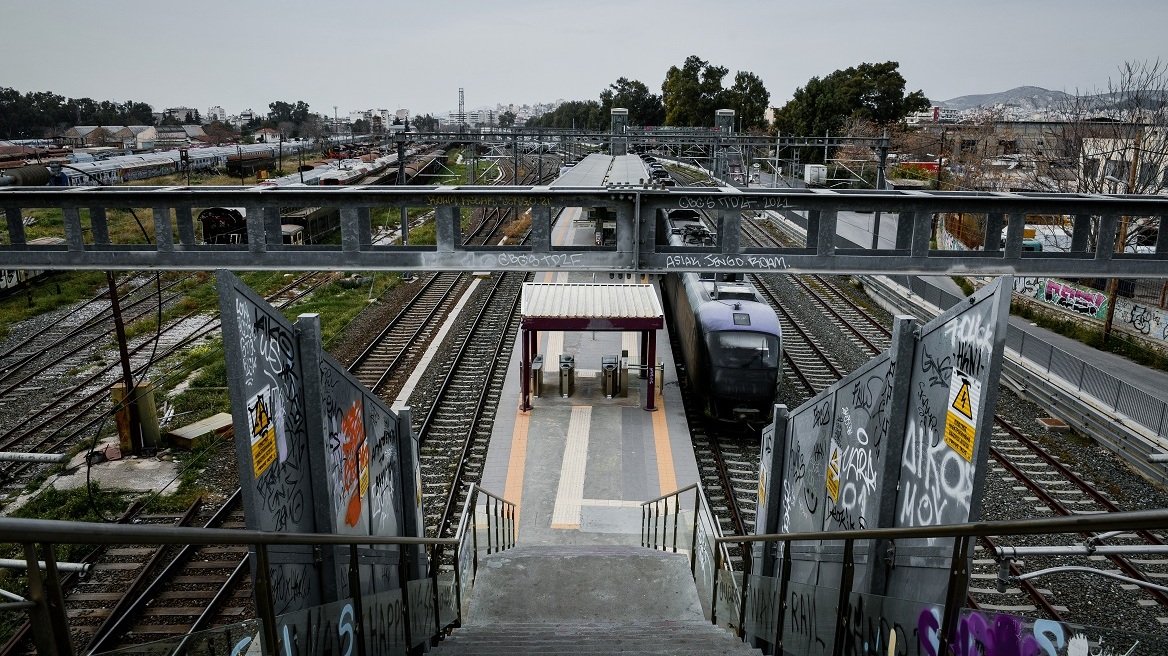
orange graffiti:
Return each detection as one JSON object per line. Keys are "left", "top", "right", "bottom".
{"left": 340, "top": 400, "right": 365, "bottom": 527}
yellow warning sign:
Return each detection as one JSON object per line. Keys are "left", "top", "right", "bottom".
{"left": 944, "top": 372, "right": 980, "bottom": 462}
{"left": 952, "top": 380, "right": 973, "bottom": 420}
{"left": 945, "top": 413, "right": 975, "bottom": 462}
{"left": 825, "top": 439, "right": 842, "bottom": 503}
{"left": 247, "top": 387, "right": 277, "bottom": 478}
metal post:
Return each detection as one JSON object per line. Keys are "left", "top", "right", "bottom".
{"left": 653, "top": 502, "right": 660, "bottom": 549}
{"left": 939, "top": 535, "right": 971, "bottom": 654}
{"left": 737, "top": 540, "right": 751, "bottom": 640}
{"left": 691, "top": 487, "right": 700, "bottom": 575}
{"left": 485, "top": 497, "right": 494, "bottom": 555}
{"left": 23, "top": 542, "right": 73, "bottom": 656}
{"left": 832, "top": 539, "right": 856, "bottom": 656}
{"left": 453, "top": 537, "right": 464, "bottom": 628}
{"left": 400, "top": 548, "right": 414, "bottom": 651}
{"left": 348, "top": 544, "right": 368, "bottom": 656}
{"left": 711, "top": 543, "right": 722, "bottom": 626}
{"left": 775, "top": 540, "right": 792, "bottom": 651}
{"left": 253, "top": 544, "right": 279, "bottom": 655}
{"left": 471, "top": 490, "right": 480, "bottom": 576}
{"left": 430, "top": 545, "right": 441, "bottom": 638}
{"left": 672, "top": 495, "right": 680, "bottom": 553}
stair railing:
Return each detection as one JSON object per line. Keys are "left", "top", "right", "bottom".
{"left": 641, "top": 483, "right": 737, "bottom": 625}
{"left": 0, "top": 484, "right": 518, "bottom": 656}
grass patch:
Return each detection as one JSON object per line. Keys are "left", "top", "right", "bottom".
{"left": 951, "top": 276, "right": 975, "bottom": 296}
{"left": 0, "top": 270, "right": 108, "bottom": 342}
{"left": 290, "top": 274, "right": 403, "bottom": 344}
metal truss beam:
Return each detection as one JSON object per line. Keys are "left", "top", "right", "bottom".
{"left": 2, "top": 186, "right": 1166, "bottom": 277}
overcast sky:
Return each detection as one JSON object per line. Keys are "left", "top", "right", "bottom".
{"left": 4, "top": 0, "right": 1165, "bottom": 119}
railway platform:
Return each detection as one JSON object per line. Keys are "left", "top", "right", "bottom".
{"left": 478, "top": 273, "right": 700, "bottom": 546}
{"left": 478, "top": 152, "right": 696, "bottom": 541}
{"left": 479, "top": 187, "right": 701, "bottom": 546}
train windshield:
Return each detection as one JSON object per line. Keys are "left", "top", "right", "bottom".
{"left": 706, "top": 331, "right": 779, "bottom": 369}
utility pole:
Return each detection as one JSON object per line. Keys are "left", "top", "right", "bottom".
{"left": 871, "top": 130, "right": 889, "bottom": 249}
{"left": 107, "top": 273, "right": 143, "bottom": 454}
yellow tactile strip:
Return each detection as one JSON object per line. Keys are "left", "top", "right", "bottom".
{"left": 503, "top": 409, "right": 530, "bottom": 537}
{"left": 652, "top": 399, "right": 676, "bottom": 496}
{"left": 550, "top": 406, "right": 592, "bottom": 529}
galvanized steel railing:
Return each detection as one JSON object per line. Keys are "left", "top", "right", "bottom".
{"left": 668, "top": 502, "right": 1168, "bottom": 654}
{"left": 0, "top": 483, "right": 516, "bottom": 656}
{"left": 3, "top": 186, "right": 1168, "bottom": 277}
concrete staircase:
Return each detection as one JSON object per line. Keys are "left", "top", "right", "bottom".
{"left": 431, "top": 544, "right": 760, "bottom": 655}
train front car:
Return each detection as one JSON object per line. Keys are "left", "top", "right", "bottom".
{"left": 659, "top": 207, "right": 782, "bottom": 424}
{"left": 693, "top": 291, "right": 782, "bottom": 423}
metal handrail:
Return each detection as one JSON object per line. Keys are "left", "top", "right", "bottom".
{"left": 700, "top": 506, "right": 1168, "bottom": 649}
{"left": 1, "top": 484, "right": 518, "bottom": 656}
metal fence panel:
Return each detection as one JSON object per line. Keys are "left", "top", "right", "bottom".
{"left": 1049, "top": 347, "right": 1083, "bottom": 387}
{"left": 1081, "top": 365, "right": 1121, "bottom": 409}
{"left": 1116, "top": 383, "right": 1162, "bottom": 430}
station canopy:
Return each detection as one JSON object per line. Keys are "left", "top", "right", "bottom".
{"left": 520, "top": 282, "right": 663, "bottom": 331}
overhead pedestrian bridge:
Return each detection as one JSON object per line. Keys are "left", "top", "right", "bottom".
{"left": 2, "top": 186, "right": 1167, "bottom": 277}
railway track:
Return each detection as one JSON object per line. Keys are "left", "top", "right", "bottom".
{"left": 413, "top": 271, "right": 528, "bottom": 540}
{"left": 344, "top": 159, "right": 558, "bottom": 544}
{"left": 0, "top": 272, "right": 328, "bottom": 497}
{"left": 739, "top": 212, "right": 1168, "bottom": 631}
{"left": 0, "top": 486, "right": 250, "bottom": 656}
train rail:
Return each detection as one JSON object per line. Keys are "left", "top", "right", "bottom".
{"left": 0, "top": 272, "right": 329, "bottom": 495}
{"left": 0, "top": 488, "right": 249, "bottom": 656}
{"left": 736, "top": 211, "right": 1168, "bottom": 630}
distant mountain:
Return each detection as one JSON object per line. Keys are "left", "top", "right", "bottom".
{"left": 939, "top": 86, "right": 1072, "bottom": 112}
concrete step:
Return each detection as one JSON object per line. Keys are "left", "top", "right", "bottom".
{"left": 466, "top": 545, "right": 706, "bottom": 624}
{"left": 434, "top": 620, "right": 761, "bottom": 655}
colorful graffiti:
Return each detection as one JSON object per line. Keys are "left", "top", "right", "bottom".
{"left": 1044, "top": 280, "right": 1108, "bottom": 318}
{"left": 1014, "top": 276, "right": 1168, "bottom": 345}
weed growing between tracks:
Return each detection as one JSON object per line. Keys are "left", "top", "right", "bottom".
{"left": 0, "top": 271, "right": 109, "bottom": 342}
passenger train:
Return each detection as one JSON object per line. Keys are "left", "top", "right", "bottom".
{"left": 58, "top": 136, "right": 365, "bottom": 186}
{"left": 659, "top": 208, "right": 782, "bottom": 423}
{"left": 197, "top": 149, "right": 444, "bottom": 245}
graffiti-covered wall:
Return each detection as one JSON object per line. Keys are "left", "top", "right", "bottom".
{"left": 940, "top": 223, "right": 1168, "bottom": 347}
{"left": 760, "top": 278, "right": 1013, "bottom": 655}
{"left": 218, "top": 270, "right": 422, "bottom": 617}
{"left": 1013, "top": 276, "right": 1168, "bottom": 344}
{"left": 218, "top": 270, "right": 322, "bottom": 614}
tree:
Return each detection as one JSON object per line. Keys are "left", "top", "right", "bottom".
{"left": 498, "top": 110, "right": 516, "bottom": 128}
{"left": 203, "top": 120, "right": 237, "bottom": 145}
{"left": 526, "top": 101, "right": 605, "bottom": 130}
{"left": 599, "top": 77, "right": 664, "bottom": 127}
{"left": 774, "top": 61, "right": 929, "bottom": 141}
{"left": 725, "top": 71, "right": 770, "bottom": 132}
{"left": 662, "top": 56, "right": 729, "bottom": 126}
{"left": 412, "top": 113, "right": 439, "bottom": 131}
